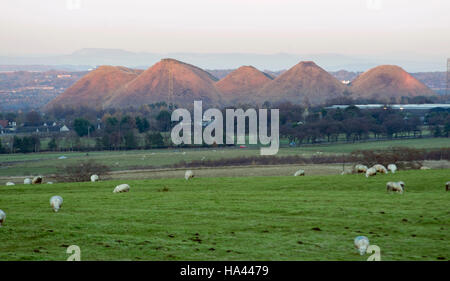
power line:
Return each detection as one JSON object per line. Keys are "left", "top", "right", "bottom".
{"left": 168, "top": 62, "right": 174, "bottom": 108}
{"left": 447, "top": 58, "right": 450, "bottom": 96}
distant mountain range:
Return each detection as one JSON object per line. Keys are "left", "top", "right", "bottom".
{"left": 47, "top": 59, "right": 438, "bottom": 109}
{"left": 0, "top": 48, "right": 447, "bottom": 72}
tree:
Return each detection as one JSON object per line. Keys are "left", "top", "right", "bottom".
{"left": 156, "top": 110, "right": 172, "bottom": 132}
{"left": 433, "top": 126, "right": 442, "bottom": 137}
{"left": 0, "top": 139, "right": 4, "bottom": 153}
{"left": 102, "top": 117, "right": 121, "bottom": 149}
{"left": 73, "top": 118, "right": 94, "bottom": 137}
{"left": 55, "top": 160, "right": 110, "bottom": 182}
{"left": 105, "top": 117, "right": 119, "bottom": 133}
{"left": 135, "top": 116, "right": 150, "bottom": 133}
{"left": 444, "top": 120, "right": 450, "bottom": 137}
{"left": 13, "top": 136, "right": 40, "bottom": 153}
{"left": 48, "top": 137, "right": 58, "bottom": 151}
{"left": 25, "top": 111, "right": 42, "bottom": 126}
{"left": 383, "top": 115, "right": 404, "bottom": 138}
{"left": 120, "top": 115, "right": 136, "bottom": 133}
{"left": 123, "top": 131, "right": 138, "bottom": 149}
{"left": 145, "top": 132, "right": 164, "bottom": 148}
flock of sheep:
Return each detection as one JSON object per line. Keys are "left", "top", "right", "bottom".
{"left": 0, "top": 170, "right": 197, "bottom": 227}
{"left": 1, "top": 165, "right": 448, "bottom": 230}
{"left": 1, "top": 175, "right": 81, "bottom": 226}
{"left": 295, "top": 163, "right": 449, "bottom": 195}
{"left": 0, "top": 162, "right": 448, "bottom": 259}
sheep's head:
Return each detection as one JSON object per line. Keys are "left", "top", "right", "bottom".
{"left": 51, "top": 200, "right": 62, "bottom": 212}
{"left": 0, "top": 211, "right": 6, "bottom": 226}
{"left": 51, "top": 202, "right": 60, "bottom": 212}
{"left": 358, "top": 245, "right": 368, "bottom": 255}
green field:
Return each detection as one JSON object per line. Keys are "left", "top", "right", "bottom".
{"left": 0, "top": 169, "right": 448, "bottom": 261}
{"left": 0, "top": 137, "right": 448, "bottom": 177}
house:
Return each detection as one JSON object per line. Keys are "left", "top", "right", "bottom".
{"left": 60, "top": 125, "right": 70, "bottom": 132}
{"left": 0, "top": 120, "right": 8, "bottom": 129}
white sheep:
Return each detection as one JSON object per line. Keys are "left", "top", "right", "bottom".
{"left": 387, "top": 164, "right": 397, "bottom": 174}
{"left": 354, "top": 164, "right": 368, "bottom": 174}
{"left": 294, "top": 169, "right": 305, "bottom": 176}
{"left": 373, "top": 164, "right": 388, "bottom": 174}
{"left": 113, "top": 184, "right": 130, "bottom": 193}
{"left": 365, "top": 167, "right": 377, "bottom": 178}
{"left": 47, "top": 182, "right": 53, "bottom": 185}
{"left": 354, "top": 236, "right": 370, "bottom": 255}
{"left": 32, "top": 176, "right": 43, "bottom": 184}
{"left": 341, "top": 169, "right": 352, "bottom": 175}
{"left": 386, "top": 181, "right": 404, "bottom": 193}
{"left": 445, "top": 181, "right": 449, "bottom": 191}
{"left": 50, "top": 196, "right": 63, "bottom": 212}
{"left": 5, "top": 182, "right": 15, "bottom": 186}
{"left": 0, "top": 209, "right": 5, "bottom": 227}
{"left": 24, "top": 178, "right": 31, "bottom": 185}
{"left": 185, "top": 170, "right": 194, "bottom": 180}
{"left": 420, "top": 166, "right": 431, "bottom": 170}
{"left": 91, "top": 174, "right": 99, "bottom": 182}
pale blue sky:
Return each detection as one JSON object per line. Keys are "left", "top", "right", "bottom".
{"left": 0, "top": 0, "right": 449, "bottom": 57}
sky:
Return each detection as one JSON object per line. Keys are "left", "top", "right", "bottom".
{"left": 0, "top": 0, "right": 449, "bottom": 59}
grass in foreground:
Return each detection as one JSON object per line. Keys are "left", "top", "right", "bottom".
{"left": 0, "top": 169, "right": 448, "bottom": 261}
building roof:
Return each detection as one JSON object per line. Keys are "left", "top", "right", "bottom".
{"left": 0, "top": 120, "right": 8, "bottom": 128}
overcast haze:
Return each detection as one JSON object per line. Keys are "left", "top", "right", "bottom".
{"left": 0, "top": 0, "right": 449, "bottom": 70}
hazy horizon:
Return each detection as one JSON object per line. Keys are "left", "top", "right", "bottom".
{"left": 1, "top": 0, "right": 449, "bottom": 59}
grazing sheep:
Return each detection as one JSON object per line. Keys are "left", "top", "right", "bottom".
{"left": 386, "top": 181, "right": 404, "bottom": 193}
{"left": 341, "top": 169, "right": 352, "bottom": 175}
{"left": 354, "top": 236, "right": 370, "bottom": 255}
{"left": 446, "top": 181, "right": 449, "bottom": 191}
{"left": 365, "top": 167, "right": 377, "bottom": 178}
{"left": 185, "top": 170, "right": 194, "bottom": 180}
{"left": 420, "top": 166, "right": 431, "bottom": 170}
{"left": 398, "top": 181, "right": 405, "bottom": 191}
{"left": 5, "top": 182, "right": 15, "bottom": 186}
{"left": 0, "top": 209, "right": 5, "bottom": 227}
{"left": 32, "top": 176, "right": 43, "bottom": 184}
{"left": 24, "top": 178, "right": 31, "bottom": 185}
{"left": 373, "top": 164, "right": 388, "bottom": 174}
{"left": 354, "top": 164, "right": 368, "bottom": 174}
{"left": 90, "top": 174, "right": 99, "bottom": 182}
{"left": 50, "top": 196, "right": 63, "bottom": 212}
{"left": 47, "top": 182, "right": 53, "bottom": 185}
{"left": 113, "top": 184, "right": 130, "bottom": 193}
{"left": 387, "top": 164, "right": 397, "bottom": 174}
{"left": 294, "top": 169, "right": 305, "bottom": 176}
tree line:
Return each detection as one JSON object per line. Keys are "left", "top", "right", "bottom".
{"left": 0, "top": 102, "right": 449, "bottom": 153}
{"left": 279, "top": 103, "right": 450, "bottom": 144}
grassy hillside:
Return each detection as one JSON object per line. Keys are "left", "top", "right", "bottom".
{"left": 0, "top": 169, "right": 448, "bottom": 261}
{"left": 0, "top": 138, "right": 448, "bottom": 177}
